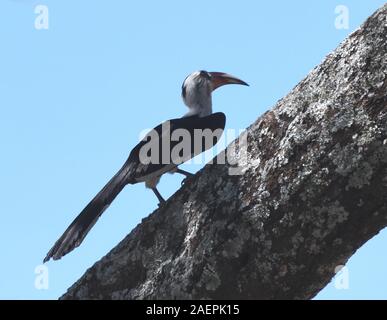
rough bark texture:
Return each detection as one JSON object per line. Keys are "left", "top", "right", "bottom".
{"left": 61, "top": 5, "right": 387, "bottom": 300}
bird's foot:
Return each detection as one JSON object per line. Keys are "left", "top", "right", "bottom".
{"left": 181, "top": 174, "right": 195, "bottom": 186}
{"left": 176, "top": 168, "right": 195, "bottom": 186}
{"left": 152, "top": 187, "right": 167, "bottom": 206}
{"left": 158, "top": 199, "right": 167, "bottom": 208}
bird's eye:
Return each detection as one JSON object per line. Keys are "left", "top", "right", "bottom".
{"left": 199, "top": 70, "right": 211, "bottom": 79}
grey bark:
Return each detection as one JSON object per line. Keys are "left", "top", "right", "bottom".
{"left": 61, "top": 5, "right": 387, "bottom": 300}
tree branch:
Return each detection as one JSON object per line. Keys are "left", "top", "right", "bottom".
{"left": 61, "top": 4, "right": 387, "bottom": 299}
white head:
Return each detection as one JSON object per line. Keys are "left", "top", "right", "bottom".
{"left": 181, "top": 70, "right": 248, "bottom": 117}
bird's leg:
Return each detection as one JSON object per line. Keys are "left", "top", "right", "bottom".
{"left": 151, "top": 187, "right": 166, "bottom": 206}
{"left": 175, "top": 168, "right": 195, "bottom": 186}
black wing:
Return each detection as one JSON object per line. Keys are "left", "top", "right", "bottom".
{"left": 126, "top": 112, "right": 226, "bottom": 182}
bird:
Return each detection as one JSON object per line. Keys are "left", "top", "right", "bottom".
{"left": 43, "top": 70, "right": 248, "bottom": 262}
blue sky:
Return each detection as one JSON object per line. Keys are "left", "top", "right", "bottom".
{"left": 0, "top": 0, "right": 386, "bottom": 300}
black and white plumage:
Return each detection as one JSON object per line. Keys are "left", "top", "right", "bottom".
{"left": 44, "top": 70, "right": 248, "bottom": 262}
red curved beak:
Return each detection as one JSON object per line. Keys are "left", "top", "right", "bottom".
{"left": 209, "top": 72, "right": 249, "bottom": 91}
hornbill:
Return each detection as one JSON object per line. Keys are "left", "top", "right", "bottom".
{"left": 43, "top": 70, "right": 248, "bottom": 262}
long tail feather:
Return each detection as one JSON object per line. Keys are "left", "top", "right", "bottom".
{"left": 43, "top": 164, "right": 132, "bottom": 262}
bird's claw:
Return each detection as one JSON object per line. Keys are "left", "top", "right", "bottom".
{"left": 181, "top": 175, "right": 194, "bottom": 186}
{"left": 158, "top": 200, "right": 166, "bottom": 207}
